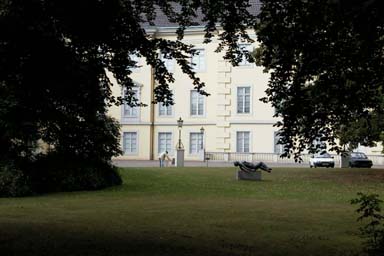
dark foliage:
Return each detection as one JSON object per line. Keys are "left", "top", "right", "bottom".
{"left": 351, "top": 192, "right": 384, "bottom": 256}
{"left": 255, "top": 0, "right": 384, "bottom": 160}
{"left": 0, "top": 156, "right": 122, "bottom": 196}
{"left": 27, "top": 154, "right": 122, "bottom": 193}
{"left": 0, "top": 164, "right": 32, "bottom": 197}
{"left": 0, "top": 1, "right": 257, "bottom": 195}
{"left": 0, "top": 114, "right": 123, "bottom": 196}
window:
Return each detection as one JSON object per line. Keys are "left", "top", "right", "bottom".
{"left": 236, "top": 131, "right": 250, "bottom": 153}
{"left": 158, "top": 91, "right": 173, "bottom": 117}
{"left": 159, "top": 103, "right": 172, "bottom": 116}
{"left": 190, "top": 90, "right": 204, "bottom": 116}
{"left": 129, "top": 53, "right": 140, "bottom": 72}
{"left": 122, "top": 88, "right": 139, "bottom": 118}
{"left": 158, "top": 132, "right": 173, "bottom": 154}
{"left": 237, "top": 86, "right": 251, "bottom": 114}
{"left": 191, "top": 49, "right": 206, "bottom": 72}
{"left": 274, "top": 131, "right": 284, "bottom": 154}
{"left": 123, "top": 132, "right": 137, "bottom": 154}
{"left": 312, "top": 137, "right": 326, "bottom": 151}
{"left": 190, "top": 133, "right": 203, "bottom": 154}
{"left": 274, "top": 99, "right": 285, "bottom": 116}
{"left": 160, "top": 54, "right": 174, "bottom": 72}
{"left": 239, "top": 44, "right": 252, "bottom": 66}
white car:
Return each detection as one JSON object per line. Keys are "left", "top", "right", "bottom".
{"left": 309, "top": 152, "right": 335, "bottom": 168}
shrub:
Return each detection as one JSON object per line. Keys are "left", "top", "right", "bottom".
{"left": 351, "top": 192, "right": 384, "bottom": 256}
{"left": 0, "top": 154, "right": 122, "bottom": 197}
{"left": 28, "top": 153, "right": 122, "bottom": 193}
{"left": 0, "top": 164, "right": 32, "bottom": 197}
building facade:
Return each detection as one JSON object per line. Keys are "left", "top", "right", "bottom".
{"left": 107, "top": 26, "right": 282, "bottom": 161}
{"left": 108, "top": 26, "right": 383, "bottom": 161}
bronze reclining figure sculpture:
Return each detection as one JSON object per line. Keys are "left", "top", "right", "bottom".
{"left": 234, "top": 161, "right": 272, "bottom": 173}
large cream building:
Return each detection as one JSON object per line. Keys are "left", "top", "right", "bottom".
{"left": 107, "top": 24, "right": 284, "bottom": 161}
{"left": 108, "top": 13, "right": 383, "bottom": 162}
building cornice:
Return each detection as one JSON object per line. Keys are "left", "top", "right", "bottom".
{"left": 146, "top": 25, "right": 219, "bottom": 37}
{"left": 229, "top": 120, "right": 276, "bottom": 125}
{"left": 120, "top": 120, "right": 277, "bottom": 126}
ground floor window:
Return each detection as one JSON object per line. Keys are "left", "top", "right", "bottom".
{"left": 274, "top": 131, "right": 284, "bottom": 154}
{"left": 123, "top": 132, "right": 137, "bottom": 154}
{"left": 158, "top": 132, "right": 173, "bottom": 154}
{"left": 189, "top": 133, "right": 203, "bottom": 154}
{"left": 236, "top": 131, "right": 250, "bottom": 153}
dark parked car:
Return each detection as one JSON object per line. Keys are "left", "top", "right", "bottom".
{"left": 349, "top": 152, "right": 373, "bottom": 168}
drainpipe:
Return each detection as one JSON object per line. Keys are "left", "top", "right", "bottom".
{"left": 149, "top": 28, "right": 158, "bottom": 160}
{"left": 149, "top": 66, "right": 155, "bottom": 160}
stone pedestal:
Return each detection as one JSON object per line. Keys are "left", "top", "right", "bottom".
{"left": 340, "top": 154, "right": 350, "bottom": 168}
{"left": 236, "top": 170, "right": 262, "bottom": 181}
{"left": 176, "top": 149, "right": 185, "bottom": 167}
{"left": 200, "top": 150, "right": 205, "bottom": 161}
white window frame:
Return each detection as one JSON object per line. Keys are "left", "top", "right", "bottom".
{"left": 123, "top": 132, "right": 138, "bottom": 155}
{"left": 274, "top": 99, "right": 285, "bottom": 116}
{"left": 121, "top": 87, "right": 140, "bottom": 123}
{"left": 312, "top": 137, "right": 327, "bottom": 151}
{"left": 190, "top": 90, "right": 205, "bottom": 117}
{"left": 158, "top": 132, "right": 173, "bottom": 155}
{"left": 129, "top": 53, "right": 140, "bottom": 72}
{"left": 237, "top": 86, "right": 252, "bottom": 114}
{"left": 158, "top": 90, "right": 174, "bottom": 117}
{"left": 158, "top": 103, "right": 173, "bottom": 117}
{"left": 236, "top": 131, "right": 251, "bottom": 153}
{"left": 191, "top": 49, "right": 206, "bottom": 72}
{"left": 189, "top": 132, "right": 203, "bottom": 155}
{"left": 274, "top": 131, "right": 284, "bottom": 154}
{"left": 160, "top": 54, "right": 174, "bottom": 72}
{"left": 238, "top": 44, "right": 252, "bottom": 66}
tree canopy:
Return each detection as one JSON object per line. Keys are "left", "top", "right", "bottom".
{"left": 255, "top": 0, "right": 384, "bottom": 159}
{"left": 0, "top": 0, "right": 257, "bottom": 195}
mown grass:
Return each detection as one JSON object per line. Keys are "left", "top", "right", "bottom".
{"left": 0, "top": 167, "right": 383, "bottom": 256}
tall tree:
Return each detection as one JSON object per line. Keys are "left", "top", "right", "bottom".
{"left": 0, "top": 0, "right": 257, "bottom": 194}
{"left": 255, "top": 0, "right": 384, "bottom": 159}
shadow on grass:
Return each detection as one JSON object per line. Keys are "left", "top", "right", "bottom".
{"left": 0, "top": 222, "right": 361, "bottom": 256}
{"left": 0, "top": 223, "right": 260, "bottom": 256}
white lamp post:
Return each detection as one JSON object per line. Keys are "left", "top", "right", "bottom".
{"left": 200, "top": 127, "right": 205, "bottom": 161}
{"left": 176, "top": 117, "right": 185, "bottom": 167}
{"left": 177, "top": 117, "right": 184, "bottom": 150}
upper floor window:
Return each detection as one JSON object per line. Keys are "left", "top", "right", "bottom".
{"left": 158, "top": 132, "right": 173, "bottom": 155}
{"left": 238, "top": 44, "right": 252, "bottom": 66}
{"left": 191, "top": 49, "right": 206, "bottom": 72}
{"left": 237, "top": 86, "right": 251, "bottom": 114}
{"left": 189, "top": 132, "right": 203, "bottom": 154}
{"left": 123, "top": 132, "right": 138, "bottom": 154}
{"left": 122, "top": 88, "right": 140, "bottom": 120}
{"left": 274, "top": 99, "right": 285, "bottom": 116}
{"left": 159, "top": 103, "right": 172, "bottom": 116}
{"left": 158, "top": 90, "right": 173, "bottom": 117}
{"left": 160, "top": 54, "right": 174, "bottom": 72}
{"left": 129, "top": 53, "right": 140, "bottom": 72}
{"left": 236, "top": 131, "right": 250, "bottom": 153}
{"left": 312, "top": 137, "right": 326, "bottom": 151}
{"left": 190, "top": 90, "right": 204, "bottom": 116}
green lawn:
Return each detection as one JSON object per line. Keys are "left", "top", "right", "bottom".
{"left": 0, "top": 167, "right": 383, "bottom": 256}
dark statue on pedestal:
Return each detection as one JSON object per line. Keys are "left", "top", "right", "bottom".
{"left": 234, "top": 161, "right": 272, "bottom": 173}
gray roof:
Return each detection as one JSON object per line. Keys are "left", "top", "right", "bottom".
{"left": 143, "top": 0, "right": 261, "bottom": 28}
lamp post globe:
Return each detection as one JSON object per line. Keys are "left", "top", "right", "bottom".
{"left": 177, "top": 117, "right": 183, "bottom": 129}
